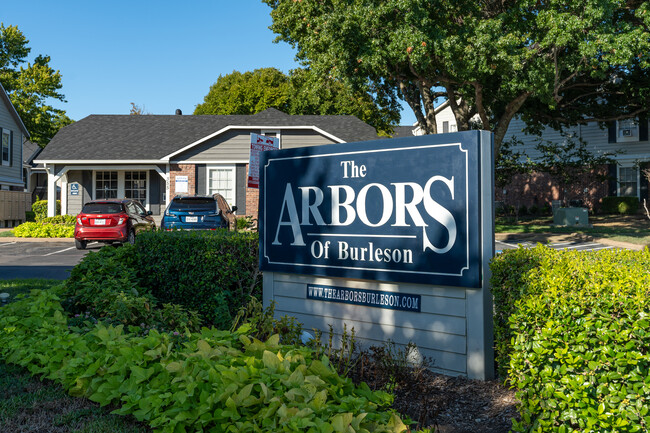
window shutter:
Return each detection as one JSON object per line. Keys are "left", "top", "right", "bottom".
{"left": 607, "top": 164, "right": 618, "bottom": 196}
{"left": 639, "top": 116, "right": 648, "bottom": 142}
{"left": 640, "top": 162, "right": 649, "bottom": 202}
{"left": 607, "top": 121, "right": 617, "bottom": 143}
{"left": 9, "top": 130, "right": 13, "bottom": 167}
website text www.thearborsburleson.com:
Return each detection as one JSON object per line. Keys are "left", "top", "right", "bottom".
{"left": 307, "top": 284, "right": 421, "bottom": 312}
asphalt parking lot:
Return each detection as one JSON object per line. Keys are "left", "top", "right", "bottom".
{"left": 0, "top": 240, "right": 101, "bottom": 280}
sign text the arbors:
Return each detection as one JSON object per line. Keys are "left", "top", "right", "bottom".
{"left": 272, "top": 159, "right": 457, "bottom": 257}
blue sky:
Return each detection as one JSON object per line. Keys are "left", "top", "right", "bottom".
{"left": 3, "top": 1, "right": 416, "bottom": 125}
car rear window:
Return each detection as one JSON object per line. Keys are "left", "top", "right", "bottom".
{"left": 169, "top": 198, "right": 217, "bottom": 212}
{"left": 81, "top": 203, "right": 124, "bottom": 214}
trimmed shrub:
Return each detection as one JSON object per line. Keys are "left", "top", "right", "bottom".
{"left": 32, "top": 199, "right": 61, "bottom": 221}
{"left": 490, "top": 246, "right": 547, "bottom": 377}
{"left": 0, "top": 289, "right": 409, "bottom": 433}
{"left": 601, "top": 196, "right": 639, "bottom": 214}
{"left": 61, "top": 245, "right": 200, "bottom": 333}
{"left": 136, "top": 230, "right": 262, "bottom": 328}
{"left": 25, "top": 211, "right": 36, "bottom": 222}
{"left": 492, "top": 247, "right": 650, "bottom": 432}
{"left": 12, "top": 221, "right": 74, "bottom": 238}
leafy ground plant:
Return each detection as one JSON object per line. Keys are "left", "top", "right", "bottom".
{"left": 0, "top": 289, "right": 411, "bottom": 433}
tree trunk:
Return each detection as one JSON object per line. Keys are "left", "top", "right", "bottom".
{"left": 493, "top": 91, "right": 532, "bottom": 156}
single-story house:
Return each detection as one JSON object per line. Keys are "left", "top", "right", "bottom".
{"left": 0, "top": 81, "right": 31, "bottom": 227}
{"left": 35, "top": 108, "right": 379, "bottom": 219}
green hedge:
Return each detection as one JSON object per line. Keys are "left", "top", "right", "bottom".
{"left": 490, "top": 246, "right": 547, "bottom": 377}
{"left": 492, "top": 247, "right": 650, "bottom": 432}
{"left": 601, "top": 196, "right": 639, "bottom": 214}
{"left": 0, "top": 289, "right": 408, "bottom": 433}
{"left": 61, "top": 245, "right": 201, "bottom": 333}
{"left": 136, "top": 230, "right": 262, "bottom": 328}
{"left": 12, "top": 221, "right": 74, "bottom": 238}
{"left": 32, "top": 199, "right": 61, "bottom": 221}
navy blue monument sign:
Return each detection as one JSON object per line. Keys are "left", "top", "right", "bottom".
{"left": 259, "top": 132, "right": 486, "bottom": 288}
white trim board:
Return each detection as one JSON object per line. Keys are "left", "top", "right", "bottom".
{"left": 162, "top": 125, "right": 347, "bottom": 160}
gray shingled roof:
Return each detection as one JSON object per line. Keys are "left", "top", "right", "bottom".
{"left": 37, "top": 108, "right": 379, "bottom": 161}
{"left": 391, "top": 125, "right": 418, "bottom": 138}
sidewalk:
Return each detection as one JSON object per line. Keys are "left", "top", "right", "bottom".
{"left": 495, "top": 232, "right": 646, "bottom": 251}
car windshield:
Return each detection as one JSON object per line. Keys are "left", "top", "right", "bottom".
{"left": 169, "top": 198, "right": 217, "bottom": 212}
{"left": 81, "top": 203, "right": 123, "bottom": 214}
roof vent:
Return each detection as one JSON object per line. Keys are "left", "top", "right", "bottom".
{"left": 175, "top": 109, "right": 182, "bottom": 115}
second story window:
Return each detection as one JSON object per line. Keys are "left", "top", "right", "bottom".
{"left": 617, "top": 119, "right": 638, "bottom": 142}
{"left": 1, "top": 129, "right": 10, "bottom": 166}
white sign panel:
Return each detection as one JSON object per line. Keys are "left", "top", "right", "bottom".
{"left": 175, "top": 175, "right": 188, "bottom": 193}
{"left": 248, "top": 133, "right": 279, "bottom": 189}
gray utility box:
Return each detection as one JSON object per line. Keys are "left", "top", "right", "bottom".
{"left": 553, "top": 207, "right": 590, "bottom": 227}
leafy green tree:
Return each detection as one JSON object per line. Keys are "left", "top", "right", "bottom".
{"left": 194, "top": 67, "right": 400, "bottom": 135}
{"left": 0, "top": 24, "right": 72, "bottom": 146}
{"left": 263, "top": 0, "right": 650, "bottom": 155}
{"left": 194, "top": 68, "right": 290, "bottom": 115}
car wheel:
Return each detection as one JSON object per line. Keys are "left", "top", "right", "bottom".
{"left": 128, "top": 230, "right": 136, "bottom": 245}
{"left": 75, "top": 239, "right": 87, "bottom": 250}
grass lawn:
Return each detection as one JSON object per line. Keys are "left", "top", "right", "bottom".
{"left": 0, "top": 231, "right": 14, "bottom": 238}
{"left": 0, "top": 279, "right": 151, "bottom": 433}
{"left": 496, "top": 214, "right": 650, "bottom": 245}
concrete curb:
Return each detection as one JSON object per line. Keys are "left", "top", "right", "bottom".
{"left": 0, "top": 237, "right": 75, "bottom": 243}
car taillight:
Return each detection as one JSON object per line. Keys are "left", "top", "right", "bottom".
{"left": 77, "top": 216, "right": 89, "bottom": 226}
{"left": 116, "top": 214, "right": 127, "bottom": 225}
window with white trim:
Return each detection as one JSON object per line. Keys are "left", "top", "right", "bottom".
{"left": 95, "top": 171, "right": 118, "bottom": 199}
{"left": 125, "top": 171, "right": 147, "bottom": 204}
{"left": 1, "top": 130, "right": 10, "bottom": 166}
{"left": 617, "top": 119, "right": 639, "bottom": 142}
{"left": 207, "top": 166, "right": 236, "bottom": 205}
{"left": 618, "top": 166, "right": 638, "bottom": 197}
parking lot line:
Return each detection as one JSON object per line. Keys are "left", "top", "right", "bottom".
{"left": 0, "top": 242, "right": 17, "bottom": 247}
{"left": 589, "top": 245, "right": 615, "bottom": 251}
{"left": 560, "top": 242, "right": 601, "bottom": 250}
{"left": 43, "top": 246, "right": 76, "bottom": 256}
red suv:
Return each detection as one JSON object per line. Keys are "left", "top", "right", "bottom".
{"left": 74, "top": 199, "right": 156, "bottom": 249}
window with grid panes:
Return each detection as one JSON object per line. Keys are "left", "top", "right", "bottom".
{"left": 125, "top": 171, "right": 147, "bottom": 204}
{"left": 95, "top": 171, "right": 118, "bottom": 199}
{"left": 208, "top": 167, "right": 235, "bottom": 204}
{"left": 619, "top": 166, "right": 638, "bottom": 197}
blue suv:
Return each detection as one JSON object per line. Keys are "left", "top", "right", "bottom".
{"left": 161, "top": 195, "right": 237, "bottom": 231}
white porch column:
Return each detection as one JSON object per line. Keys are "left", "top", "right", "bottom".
{"left": 60, "top": 173, "right": 68, "bottom": 216}
{"left": 46, "top": 165, "right": 56, "bottom": 217}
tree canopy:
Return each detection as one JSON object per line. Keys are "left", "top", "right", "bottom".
{"left": 194, "top": 67, "right": 400, "bottom": 135}
{"left": 0, "top": 24, "right": 72, "bottom": 146}
{"left": 263, "top": 0, "right": 650, "bottom": 154}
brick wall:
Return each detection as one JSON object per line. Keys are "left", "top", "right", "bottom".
{"left": 244, "top": 163, "right": 260, "bottom": 219}
{"left": 495, "top": 166, "right": 610, "bottom": 211}
{"left": 169, "top": 164, "right": 195, "bottom": 196}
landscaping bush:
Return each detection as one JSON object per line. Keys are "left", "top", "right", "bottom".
{"left": 492, "top": 247, "right": 650, "bottom": 432}
{"left": 12, "top": 221, "right": 74, "bottom": 238}
{"left": 0, "top": 289, "right": 410, "bottom": 433}
{"left": 601, "top": 196, "right": 639, "bottom": 215}
{"left": 32, "top": 199, "right": 61, "bottom": 221}
{"left": 490, "top": 246, "right": 548, "bottom": 377}
{"left": 60, "top": 245, "right": 201, "bottom": 333}
{"left": 25, "top": 210, "right": 36, "bottom": 222}
{"left": 136, "top": 230, "right": 263, "bottom": 328}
